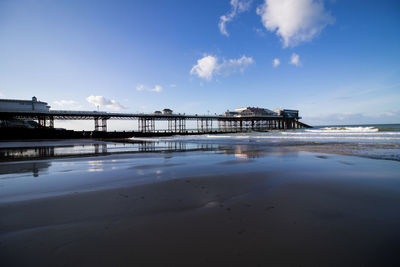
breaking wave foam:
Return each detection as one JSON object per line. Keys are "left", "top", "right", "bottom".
{"left": 131, "top": 125, "right": 400, "bottom": 144}
{"left": 305, "top": 126, "right": 379, "bottom": 133}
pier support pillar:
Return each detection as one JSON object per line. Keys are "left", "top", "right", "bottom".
{"left": 168, "top": 118, "right": 186, "bottom": 133}
{"left": 139, "top": 118, "right": 155, "bottom": 133}
{"left": 94, "top": 117, "right": 107, "bottom": 132}
{"left": 179, "top": 118, "right": 186, "bottom": 133}
{"left": 37, "top": 116, "right": 46, "bottom": 127}
{"left": 94, "top": 118, "right": 100, "bottom": 131}
{"left": 101, "top": 118, "right": 107, "bottom": 132}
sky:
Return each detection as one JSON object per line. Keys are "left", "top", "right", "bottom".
{"left": 0, "top": 0, "right": 399, "bottom": 129}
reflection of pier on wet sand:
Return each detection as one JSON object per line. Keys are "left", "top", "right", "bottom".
{"left": 0, "top": 161, "right": 51, "bottom": 177}
{"left": 0, "top": 141, "right": 221, "bottom": 161}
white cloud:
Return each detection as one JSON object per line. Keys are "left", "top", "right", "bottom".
{"left": 290, "top": 53, "right": 300, "bottom": 66}
{"left": 86, "top": 95, "right": 126, "bottom": 111}
{"left": 219, "top": 0, "right": 252, "bottom": 37}
{"left": 190, "top": 55, "right": 218, "bottom": 81}
{"left": 136, "top": 84, "right": 163, "bottom": 93}
{"left": 273, "top": 58, "right": 280, "bottom": 67}
{"left": 53, "top": 100, "right": 77, "bottom": 106}
{"left": 254, "top": 27, "right": 266, "bottom": 37}
{"left": 151, "top": 85, "right": 163, "bottom": 92}
{"left": 169, "top": 84, "right": 177, "bottom": 88}
{"left": 220, "top": 55, "right": 254, "bottom": 75}
{"left": 0, "top": 92, "right": 4, "bottom": 97}
{"left": 52, "top": 100, "right": 82, "bottom": 110}
{"left": 136, "top": 84, "right": 145, "bottom": 91}
{"left": 190, "top": 55, "right": 254, "bottom": 81}
{"left": 257, "top": 0, "right": 334, "bottom": 47}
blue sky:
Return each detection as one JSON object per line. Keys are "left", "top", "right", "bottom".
{"left": 0, "top": 0, "right": 399, "bottom": 128}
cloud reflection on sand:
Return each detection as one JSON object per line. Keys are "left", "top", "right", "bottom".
{"left": 87, "top": 160, "right": 105, "bottom": 172}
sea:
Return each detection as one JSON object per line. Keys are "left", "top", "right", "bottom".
{"left": 154, "top": 123, "right": 399, "bottom": 141}
{"left": 140, "top": 123, "right": 400, "bottom": 161}
{"left": 0, "top": 124, "right": 399, "bottom": 162}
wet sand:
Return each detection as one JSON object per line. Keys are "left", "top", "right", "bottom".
{"left": 1, "top": 141, "right": 400, "bottom": 266}
{"left": 287, "top": 142, "right": 400, "bottom": 162}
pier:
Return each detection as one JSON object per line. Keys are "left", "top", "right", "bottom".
{"left": 0, "top": 97, "right": 311, "bottom": 137}
{"left": 0, "top": 109, "right": 311, "bottom": 135}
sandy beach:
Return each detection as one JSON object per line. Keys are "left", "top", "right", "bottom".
{"left": 1, "top": 139, "right": 400, "bottom": 266}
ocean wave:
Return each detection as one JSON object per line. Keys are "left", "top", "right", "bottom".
{"left": 280, "top": 131, "right": 400, "bottom": 136}
{"left": 305, "top": 126, "right": 379, "bottom": 133}
{"left": 130, "top": 126, "right": 400, "bottom": 144}
{"left": 247, "top": 136, "right": 400, "bottom": 140}
{"left": 159, "top": 135, "right": 400, "bottom": 141}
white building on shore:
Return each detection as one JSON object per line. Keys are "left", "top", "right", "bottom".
{"left": 0, "top": 96, "right": 50, "bottom": 113}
